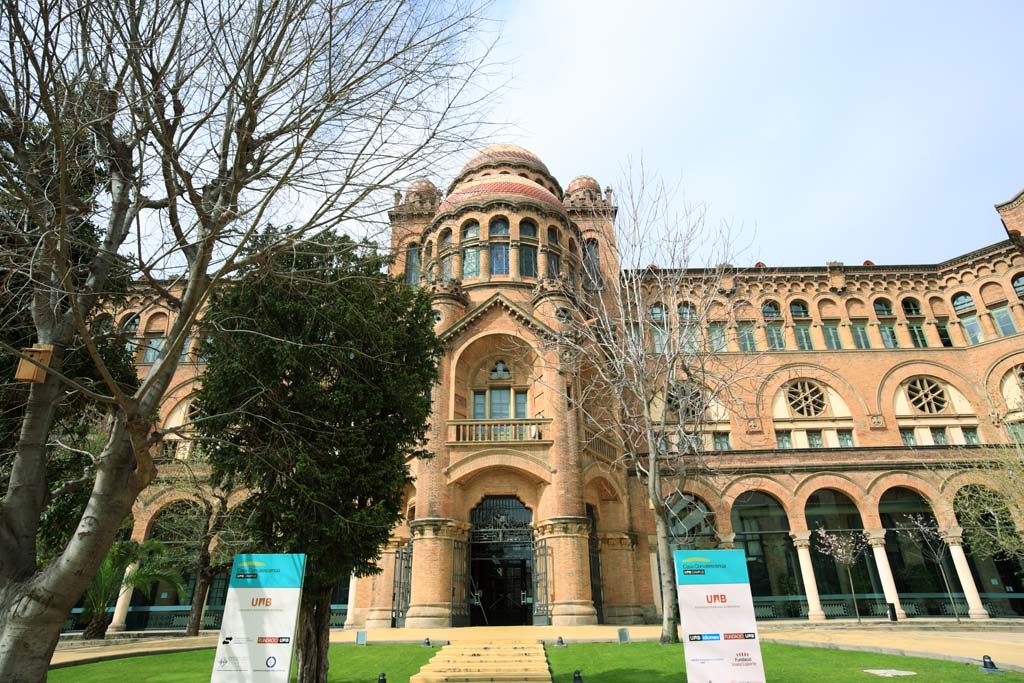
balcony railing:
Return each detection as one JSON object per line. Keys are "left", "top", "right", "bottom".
{"left": 449, "top": 419, "right": 552, "bottom": 444}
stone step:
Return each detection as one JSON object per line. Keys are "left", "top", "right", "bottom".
{"left": 410, "top": 641, "right": 552, "bottom": 683}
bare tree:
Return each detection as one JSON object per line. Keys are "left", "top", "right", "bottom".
{"left": 0, "top": 0, "right": 494, "bottom": 678}
{"left": 543, "top": 163, "right": 765, "bottom": 643}
{"left": 945, "top": 444, "right": 1024, "bottom": 562}
{"left": 894, "top": 513, "right": 962, "bottom": 622}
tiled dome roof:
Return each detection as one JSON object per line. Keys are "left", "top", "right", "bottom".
{"left": 436, "top": 176, "right": 565, "bottom": 216}
{"left": 566, "top": 176, "right": 601, "bottom": 194}
{"left": 460, "top": 144, "right": 550, "bottom": 175}
{"left": 405, "top": 178, "right": 439, "bottom": 202}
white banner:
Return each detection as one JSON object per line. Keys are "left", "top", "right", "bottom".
{"left": 212, "top": 553, "right": 306, "bottom": 682}
{"left": 675, "top": 549, "right": 766, "bottom": 683}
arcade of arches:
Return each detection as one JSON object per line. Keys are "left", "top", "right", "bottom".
{"left": 89, "top": 145, "right": 1024, "bottom": 632}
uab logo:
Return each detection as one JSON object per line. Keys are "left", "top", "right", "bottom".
{"left": 251, "top": 597, "right": 273, "bottom": 607}
{"left": 705, "top": 593, "right": 727, "bottom": 604}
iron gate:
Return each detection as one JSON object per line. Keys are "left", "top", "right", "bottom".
{"left": 451, "top": 538, "right": 470, "bottom": 626}
{"left": 468, "top": 496, "right": 536, "bottom": 626}
{"left": 587, "top": 504, "right": 604, "bottom": 623}
{"left": 391, "top": 542, "right": 412, "bottom": 628}
{"left": 532, "top": 536, "right": 552, "bottom": 625}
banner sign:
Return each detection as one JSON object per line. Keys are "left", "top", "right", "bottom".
{"left": 675, "top": 549, "right": 766, "bottom": 683}
{"left": 211, "top": 553, "right": 306, "bottom": 682}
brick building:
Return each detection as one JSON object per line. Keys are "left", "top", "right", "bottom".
{"left": 99, "top": 145, "right": 1024, "bottom": 632}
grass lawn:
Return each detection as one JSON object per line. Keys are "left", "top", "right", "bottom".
{"left": 49, "top": 644, "right": 437, "bottom": 683}
{"left": 546, "top": 641, "right": 1024, "bottom": 683}
{"left": 50, "top": 641, "right": 1024, "bottom": 682}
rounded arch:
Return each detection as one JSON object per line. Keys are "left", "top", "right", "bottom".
{"left": 446, "top": 450, "right": 553, "bottom": 490}
{"left": 875, "top": 359, "right": 985, "bottom": 417}
{"left": 447, "top": 331, "right": 545, "bottom": 420}
{"left": 794, "top": 475, "right": 873, "bottom": 526}
{"left": 136, "top": 489, "right": 207, "bottom": 541}
{"left": 867, "top": 473, "right": 953, "bottom": 527}
{"left": 754, "top": 362, "right": 871, "bottom": 422}
{"left": 455, "top": 467, "right": 544, "bottom": 521}
{"left": 721, "top": 477, "right": 801, "bottom": 530}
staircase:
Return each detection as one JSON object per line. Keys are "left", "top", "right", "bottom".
{"left": 410, "top": 640, "right": 552, "bottom": 683}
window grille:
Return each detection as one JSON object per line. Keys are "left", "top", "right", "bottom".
{"left": 906, "top": 377, "right": 947, "bottom": 414}
{"left": 786, "top": 381, "right": 826, "bottom": 417}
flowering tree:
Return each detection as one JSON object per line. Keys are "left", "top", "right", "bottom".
{"left": 895, "top": 513, "right": 961, "bottom": 622}
{"left": 814, "top": 527, "right": 870, "bottom": 622}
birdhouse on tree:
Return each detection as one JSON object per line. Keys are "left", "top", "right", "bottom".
{"left": 14, "top": 344, "right": 54, "bottom": 383}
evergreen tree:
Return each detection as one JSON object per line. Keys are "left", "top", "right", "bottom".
{"left": 194, "top": 232, "right": 439, "bottom": 683}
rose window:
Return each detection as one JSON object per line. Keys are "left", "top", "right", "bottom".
{"left": 786, "top": 381, "right": 826, "bottom": 417}
{"left": 907, "top": 378, "right": 947, "bottom": 414}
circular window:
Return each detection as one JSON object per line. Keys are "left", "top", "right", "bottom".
{"left": 786, "top": 380, "right": 826, "bottom": 417}
{"left": 907, "top": 377, "right": 947, "bottom": 414}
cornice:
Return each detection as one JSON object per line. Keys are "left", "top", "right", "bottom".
{"left": 995, "top": 187, "right": 1024, "bottom": 213}
{"left": 439, "top": 292, "right": 558, "bottom": 345}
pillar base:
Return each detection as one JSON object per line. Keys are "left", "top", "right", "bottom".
{"left": 552, "top": 600, "right": 598, "bottom": 626}
{"left": 344, "top": 607, "right": 368, "bottom": 630}
{"left": 968, "top": 608, "right": 991, "bottom": 620}
{"left": 893, "top": 607, "right": 908, "bottom": 621}
{"left": 363, "top": 608, "right": 393, "bottom": 630}
{"left": 807, "top": 611, "right": 827, "bottom": 622}
{"left": 602, "top": 605, "right": 645, "bottom": 625}
{"left": 107, "top": 624, "right": 127, "bottom": 633}
{"left": 403, "top": 603, "right": 452, "bottom": 628}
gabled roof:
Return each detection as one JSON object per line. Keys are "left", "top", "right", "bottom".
{"left": 439, "top": 292, "right": 557, "bottom": 345}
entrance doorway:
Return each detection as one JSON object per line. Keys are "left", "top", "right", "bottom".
{"left": 468, "top": 496, "right": 536, "bottom": 626}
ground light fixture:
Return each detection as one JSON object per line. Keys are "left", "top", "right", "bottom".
{"left": 423, "top": 637, "right": 431, "bottom": 647}
{"left": 573, "top": 670, "right": 583, "bottom": 683}
{"left": 377, "top": 674, "right": 386, "bottom": 683}
{"left": 981, "top": 655, "right": 1005, "bottom": 675}
{"left": 555, "top": 636, "right": 566, "bottom": 647}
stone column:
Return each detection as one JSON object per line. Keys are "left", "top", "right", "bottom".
{"left": 837, "top": 322, "right": 856, "bottom": 349}
{"left": 866, "top": 322, "right": 884, "bottom": 349}
{"left": 598, "top": 533, "right": 643, "bottom": 624}
{"left": 538, "top": 246, "right": 549, "bottom": 282}
{"left": 978, "top": 312, "right": 998, "bottom": 340}
{"left": 404, "top": 520, "right": 470, "bottom": 628}
{"left": 718, "top": 532, "right": 736, "bottom": 550}
{"left": 782, "top": 324, "right": 798, "bottom": 350}
{"left": 922, "top": 320, "right": 943, "bottom": 347}
{"left": 893, "top": 322, "right": 914, "bottom": 348}
{"left": 536, "top": 518, "right": 598, "bottom": 625}
{"left": 107, "top": 562, "right": 139, "bottom": 632}
{"left": 754, "top": 324, "right": 770, "bottom": 352}
{"left": 364, "top": 539, "right": 404, "bottom": 629}
{"left": 790, "top": 531, "right": 826, "bottom": 621}
{"left": 866, "top": 529, "right": 907, "bottom": 619}
{"left": 947, "top": 320, "right": 969, "bottom": 346}
{"left": 942, "top": 527, "right": 990, "bottom": 619}
{"left": 479, "top": 244, "right": 490, "bottom": 282}
{"left": 809, "top": 324, "right": 827, "bottom": 351}
{"left": 1010, "top": 302, "right": 1024, "bottom": 329}
{"left": 509, "top": 240, "right": 521, "bottom": 281}
{"left": 343, "top": 572, "right": 361, "bottom": 629}
{"left": 453, "top": 250, "right": 463, "bottom": 280}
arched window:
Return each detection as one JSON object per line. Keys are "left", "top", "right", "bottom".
{"left": 519, "top": 219, "right": 537, "bottom": 239}
{"left": 547, "top": 226, "right": 560, "bottom": 246}
{"left": 786, "top": 380, "right": 827, "bottom": 417}
{"left": 789, "top": 300, "right": 809, "bottom": 318}
{"left": 405, "top": 243, "right": 420, "bottom": 285}
{"left": 731, "top": 492, "right": 804, "bottom": 607}
{"left": 141, "top": 314, "right": 168, "bottom": 364}
{"left": 439, "top": 229, "right": 452, "bottom": 250}
{"left": 873, "top": 298, "right": 893, "bottom": 317}
{"left": 668, "top": 494, "right": 716, "bottom": 550}
{"left": 762, "top": 300, "right": 781, "bottom": 319}
{"left": 1014, "top": 273, "right": 1024, "bottom": 298}
{"left": 489, "top": 217, "right": 509, "bottom": 236}
{"left": 906, "top": 377, "right": 948, "bottom": 414}
{"left": 462, "top": 221, "right": 480, "bottom": 241}
{"left": 120, "top": 313, "right": 140, "bottom": 336}
{"left": 583, "top": 238, "right": 602, "bottom": 290}
{"left": 519, "top": 220, "right": 538, "bottom": 278}
{"left": 678, "top": 303, "right": 698, "bottom": 353}
{"left": 952, "top": 292, "right": 975, "bottom": 314}
{"left": 649, "top": 304, "right": 668, "bottom": 352}
{"left": 901, "top": 297, "right": 922, "bottom": 317}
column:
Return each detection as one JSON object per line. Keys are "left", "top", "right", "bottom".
{"left": 536, "top": 518, "right": 597, "bottom": 625}
{"left": 598, "top": 533, "right": 643, "bottom": 624}
{"left": 342, "top": 572, "right": 360, "bottom": 629}
{"left": 1010, "top": 302, "right": 1024, "bottom": 329}
{"left": 754, "top": 324, "right": 770, "bottom": 351}
{"left": 509, "top": 240, "right": 521, "bottom": 281}
{"left": 866, "top": 529, "right": 907, "bottom": 619}
{"left": 947, "top": 320, "right": 969, "bottom": 346}
{"left": 922, "top": 320, "right": 943, "bottom": 348}
{"left": 866, "top": 322, "right": 884, "bottom": 348}
{"left": 837, "top": 322, "right": 856, "bottom": 349}
{"left": 942, "top": 527, "right": 990, "bottom": 619}
{"left": 479, "top": 243, "right": 490, "bottom": 282}
{"left": 893, "top": 322, "right": 914, "bottom": 349}
{"left": 538, "top": 246, "right": 549, "bottom": 282}
{"left": 107, "top": 562, "right": 139, "bottom": 632}
{"left": 978, "top": 312, "right": 998, "bottom": 340}
{"left": 718, "top": 532, "right": 736, "bottom": 550}
{"left": 403, "top": 520, "right": 469, "bottom": 628}
{"left": 790, "top": 531, "right": 826, "bottom": 621}
{"left": 782, "top": 324, "right": 798, "bottom": 350}
{"left": 809, "top": 324, "right": 827, "bottom": 351}
{"left": 365, "top": 539, "right": 403, "bottom": 629}
{"left": 453, "top": 250, "right": 463, "bottom": 281}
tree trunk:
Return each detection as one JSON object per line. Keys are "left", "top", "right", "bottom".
{"left": 937, "top": 561, "right": 962, "bottom": 623}
{"left": 186, "top": 563, "right": 213, "bottom": 637}
{"left": 82, "top": 615, "right": 110, "bottom": 640}
{"left": 0, "top": 579, "right": 74, "bottom": 683}
{"left": 654, "top": 506, "right": 679, "bottom": 643}
{"left": 296, "top": 583, "right": 333, "bottom": 683}
{"left": 847, "top": 566, "right": 861, "bottom": 623}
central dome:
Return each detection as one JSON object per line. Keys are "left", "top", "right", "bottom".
{"left": 436, "top": 175, "right": 565, "bottom": 216}
{"left": 460, "top": 144, "right": 550, "bottom": 176}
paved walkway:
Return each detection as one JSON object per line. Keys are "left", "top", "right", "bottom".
{"left": 51, "top": 622, "right": 1024, "bottom": 673}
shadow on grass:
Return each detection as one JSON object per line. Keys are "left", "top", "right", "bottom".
{"left": 552, "top": 669, "right": 680, "bottom": 683}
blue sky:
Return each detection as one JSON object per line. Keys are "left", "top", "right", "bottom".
{"left": 482, "top": 0, "right": 1024, "bottom": 266}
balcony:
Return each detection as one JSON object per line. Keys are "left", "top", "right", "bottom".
{"left": 448, "top": 419, "right": 552, "bottom": 445}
